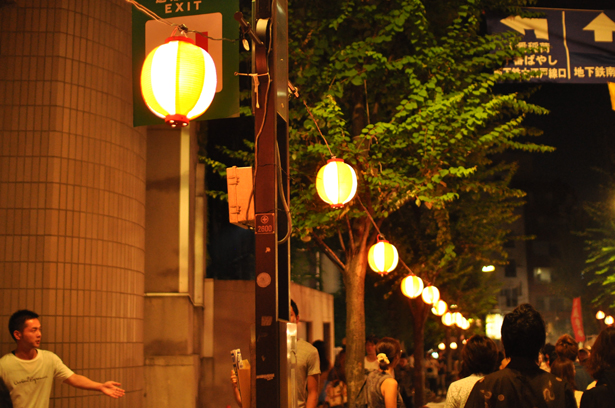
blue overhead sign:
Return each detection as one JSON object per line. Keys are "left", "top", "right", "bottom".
{"left": 487, "top": 8, "right": 615, "bottom": 83}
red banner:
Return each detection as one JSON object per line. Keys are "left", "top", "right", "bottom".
{"left": 571, "top": 297, "right": 586, "bottom": 343}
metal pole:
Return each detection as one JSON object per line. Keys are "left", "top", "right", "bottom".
{"left": 252, "top": 0, "right": 290, "bottom": 406}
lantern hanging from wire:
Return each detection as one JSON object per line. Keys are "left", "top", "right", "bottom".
{"left": 459, "top": 318, "right": 470, "bottom": 330}
{"left": 141, "top": 36, "right": 217, "bottom": 128}
{"left": 315, "top": 158, "right": 358, "bottom": 208}
{"left": 401, "top": 275, "right": 424, "bottom": 299}
{"left": 368, "top": 237, "right": 399, "bottom": 275}
{"left": 432, "top": 299, "right": 448, "bottom": 316}
{"left": 421, "top": 285, "right": 440, "bottom": 305}
{"left": 442, "top": 312, "right": 454, "bottom": 326}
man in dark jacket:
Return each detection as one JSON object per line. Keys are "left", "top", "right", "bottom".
{"left": 465, "top": 304, "right": 576, "bottom": 408}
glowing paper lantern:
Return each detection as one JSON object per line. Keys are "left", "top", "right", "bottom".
{"left": 605, "top": 315, "right": 614, "bottom": 325}
{"left": 401, "top": 275, "right": 424, "bottom": 299}
{"left": 459, "top": 318, "right": 470, "bottom": 330}
{"left": 315, "top": 159, "right": 358, "bottom": 208}
{"left": 450, "top": 342, "right": 458, "bottom": 350}
{"left": 432, "top": 300, "right": 448, "bottom": 316}
{"left": 596, "top": 310, "right": 606, "bottom": 320}
{"left": 368, "top": 238, "right": 399, "bottom": 275}
{"left": 438, "top": 343, "right": 446, "bottom": 350}
{"left": 442, "top": 312, "right": 454, "bottom": 326}
{"left": 141, "top": 36, "right": 217, "bottom": 127}
{"left": 421, "top": 286, "right": 440, "bottom": 305}
{"left": 453, "top": 312, "right": 463, "bottom": 327}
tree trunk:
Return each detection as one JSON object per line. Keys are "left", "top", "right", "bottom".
{"left": 409, "top": 298, "right": 430, "bottom": 408}
{"left": 344, "top": 247, "right": 369, "bottom": 408}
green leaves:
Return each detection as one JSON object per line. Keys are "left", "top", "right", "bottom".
{"left": 287, "top": 0, "right": 550, "bottom": 273}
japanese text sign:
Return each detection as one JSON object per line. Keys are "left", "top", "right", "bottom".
{"left": 487, "top": 8, "right": 615, "bottom": 83}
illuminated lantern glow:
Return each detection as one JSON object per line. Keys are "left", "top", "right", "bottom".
{"left": 453, "top": 312, "right": 463, "bottom": 327}
{"left": 315, "top": 159, "right": 358, "bottom": 208}
{"left": 421, "top": 286, "right": 440, "bottom": 305}
{"left": 432, "top": 300, "right": 448, "bottom": 316}
{"left": 450, "top": 342, "right": 458, "bottom": 350}
{"left": 605, "top": 315, "right": 614, "bottom": 325}
{"left": 368, "top": 238, "right": 399, "bottom": 275}
{"left": 438, "top": 343, "right": 446, "bottom": 351}
{"left": 459, "top": 318, "right": 470, "bottom": 330}
{"left": 141, "top": 36, "right": 217, "bottom": 127}
{"left": 401, "top": 275, "right": 424, "bottom": 299}
{"left": 442, "top": 312, "right": 454, "bottom": 326}
{"left": 596, "top": 310, "right": 606, "bottom": 320}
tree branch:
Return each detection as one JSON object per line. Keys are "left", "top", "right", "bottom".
{"left": 311, "top": 233, "right": 346, "bottom": 272}
{"left": 345, "top": 215, "right": 355, "bottom": 252}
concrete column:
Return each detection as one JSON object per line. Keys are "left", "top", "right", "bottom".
{"left": 144, "top": 124, "right": 203, "bottom": 408}
{"left": 0, "top": 1, "right": 146, "bottom": 408}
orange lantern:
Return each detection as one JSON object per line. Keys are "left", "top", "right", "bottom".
{"left": 450, "top": 342, "right": 458, "bottom": 350}
{"left": 141, "top": 36, "right": 217, "bottom": 127}
{"left": 442, "top": 312, "right": 454, "bottom": 326}
{"left": 596, "top": 310, "right": 606, "bottom": 320}
{"left": 401, "top": 275, "right": 424, "bottom": 299}
{"left": 421, "top": 286, "right": 440, "bottom": 305}
{"left": 368, "top": 238, "right": 399, "bottom": 275}
{"left": 315, "top": 158, "right": 357, "bottom": 208}
{"left": 605, "top": 315, "right": 614, "bottom": 325}
{"left": 432, "top": 299, "right": 448, "bottom": 316}
{"left": 459, "top": 318, "right": 470, "bottom": 330}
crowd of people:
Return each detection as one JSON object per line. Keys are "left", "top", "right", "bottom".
{"left": 2, "top": 303, "right": 615, "bottom": 408}
{"left": 308, "top": 303, "right": 615, "bottom": 408}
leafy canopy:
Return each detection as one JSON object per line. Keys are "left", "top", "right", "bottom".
{"left": 288, "top": 0, "right": 550, "bottom": 255}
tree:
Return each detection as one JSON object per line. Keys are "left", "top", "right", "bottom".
{"left": 580, "top": 168, "right": 615, "bottom": 310}
{"left": 286, "top": 0, "right": 550, "bottom": 406}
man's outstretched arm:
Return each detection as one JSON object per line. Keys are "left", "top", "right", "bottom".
{"left": 64, "top": 374, "right": 125, "bottom": 398}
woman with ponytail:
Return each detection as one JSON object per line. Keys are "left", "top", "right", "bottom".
{"left": 365, "top": 337, "right": 404, "bottom": 408}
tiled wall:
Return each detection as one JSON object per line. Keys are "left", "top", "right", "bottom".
{"left": 0, "top": 1, "right": 145, "bottom": 407}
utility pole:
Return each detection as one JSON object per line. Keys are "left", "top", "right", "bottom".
{"left": 251, "top": 0, "right": 290, "bottom": 406}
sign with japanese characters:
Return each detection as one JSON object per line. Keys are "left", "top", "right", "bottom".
{"left": 131, "top": 0, "right": 240, "bottom": 126}
{"left": 487, "top": 8, "right": 615, "bottom": 83}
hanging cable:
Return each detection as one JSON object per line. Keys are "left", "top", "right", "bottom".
{"left": 276, "top": 141, "right": 293, "bottom": 244}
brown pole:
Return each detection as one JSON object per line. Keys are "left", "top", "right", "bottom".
{"left": 252, "top": 0, "right": 290, "bottom": 407}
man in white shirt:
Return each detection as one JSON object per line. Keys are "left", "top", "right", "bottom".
{"left": 0, "top": 310, "right": 125, "bottom": 408}
{"left": 290, "top": 300, "right": 320, "bottom": 408}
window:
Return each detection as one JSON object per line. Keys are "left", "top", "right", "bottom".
{"left": 505, "top": 260, "right": 517, "bottom": 277}
{"left": 533, "top": 267, "right": 552, "bottom": 283}
{"left": 500, "top": 288, "right": 519, "bottom": 308}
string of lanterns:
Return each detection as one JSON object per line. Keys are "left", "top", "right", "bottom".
{"left": 313, "top": 156, "right": 473, "bottom": 331}
{"left": 596, "top": 310, "right": 614, "bottom": 326}
{"left": 312, "top": 148, "right": 472, "bottom": 332}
